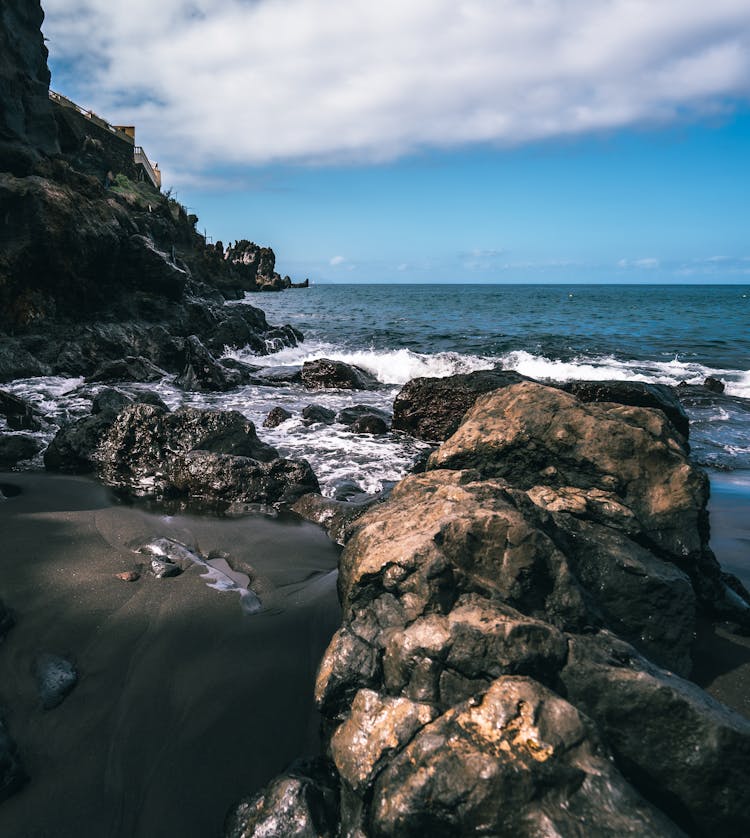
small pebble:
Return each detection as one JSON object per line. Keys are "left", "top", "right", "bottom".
{"left": 116, "top": 571, "right": 140, "bottom": 582}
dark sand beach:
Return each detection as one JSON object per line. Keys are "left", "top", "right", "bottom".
{"left": 0, "top": 472, "right": 341, "bottom": 838}
{"left": 692, "top": 471, "right": 750, "bottom": 717}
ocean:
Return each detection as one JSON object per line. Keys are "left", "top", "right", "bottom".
{"left": 4, "top": 283, "right": 750, "bottom": 496}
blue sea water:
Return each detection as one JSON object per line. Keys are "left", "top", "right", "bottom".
{"left": 4, "top": 283, "right": 750, "bottom": 495}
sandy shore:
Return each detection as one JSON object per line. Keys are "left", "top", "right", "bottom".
{"left": 0, "top": 472, "right": 341, "bottom": 838}
{"left": 1, "top": 468, "right": 749, "bottom": 836}
{"left": 692, "top": 470, "right": 750, "bottom": 717}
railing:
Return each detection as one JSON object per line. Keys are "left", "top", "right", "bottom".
{"left": 134, "top": 145, "right": 161, "bottom": 190}
{"left": 49, "top": 89, "right": 135, "bottom": 145}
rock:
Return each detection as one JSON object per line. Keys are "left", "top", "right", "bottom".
{"left": 392, "top": 368, "right": 527, "bottom": 441}
{"left": 116, "top": 571, "right": 140, "bottom": 582}
{"left": 167, "top": 451, "right": 320, "bottom": 507}
{"left": 0, "top": 433, "right": 42, "bottom": 467}
{"left": 149, "top": 558, "right": 181, "bottom": 579}
{"left": 0, "top": 0, "right": 59, "bottom": 171}
{"left": 175, "top": 335, "right": 242, "bottom": 391}
{"left": 331, "top": 479, "right": 365, "bottom": 501}
{"left": 44, "top": 412, "right": 114, "bottom": 473}
{"left": 253, "top": 366, "right": 303, "bottom": 385}
{"left": 301, "top": 404, "right": 336, "bottom": 425}
{"left": 704, "top": 375, "right": 726, "bottom": 393}
{"left": 301, "top": 359, "right": 379, "bottom": 391}
{"left": 85, "top": 355, "right": 167, "bottom": 384}
{"left": 351, "top": 415, "right": 388, "bottom": 435}
{"left": 0, "top": 714, "right": 27, "bottom": 804}
{"left": 224, "top": 758, "right": 339, "bottom": 838}
{"left": 220, "top": 357, "right": 265, "bottom": 384}
{"left": 263, "top": 406, "right": 292, "bottom": 428}
{"left": 0, "top": 390, "right": 42, "bottom": 430}
{"left": 291, "top": 492, "right": 377, "bottom": 546}
{"left": 560, "top": 379, "right": 690, "bottom": 438}
{"left": 367, "top": 677, "right": 681, "bottom": 837}
{"left": 34, "top": 653, "right": 77, "bottom": 709}
{"left": 335, "top": 405, "right": 391, "bottom": 426}
{"left": 0, "top": 340, "right": 50, "bottom": 382}
{"left": 561, "top": 631, "right": 750, "bottom": 837}
{"left": 91, "top": 387, "right": 134, "bottom": 416}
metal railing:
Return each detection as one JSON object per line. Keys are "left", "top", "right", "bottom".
{"left": 49, "top": 89, "right": 135, "bottom": 145}
{"left": 134, "top": 146, "right": 161, "bottom": 190}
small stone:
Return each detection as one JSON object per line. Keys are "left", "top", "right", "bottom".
{"left": 34, "top": 654, "right": 77, "bottom": 710}
{"left": 149, "top": 558, "right": 181, "bottom": 579}
{"left": 116, "top": 571, "right": 140, "bottom": 582}
{"left": 263, "top": 406, "right": 292, "bottom": 428}
{"left": 703, "top": 376, "right": 725, "bottom": 394}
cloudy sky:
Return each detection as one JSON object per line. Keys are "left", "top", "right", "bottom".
{"left": 42, "top": 0, "right": 750, "bottom": 283}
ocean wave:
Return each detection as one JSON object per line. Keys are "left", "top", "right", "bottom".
{"left": 227, "top": 341, "right": 497, "bottom": 385}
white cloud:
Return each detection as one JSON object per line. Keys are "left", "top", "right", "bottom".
{"left": 618, "top": 257, "right": 660, "bottom": 269}
{"left": 329, "top": 255, "right": 346, "bottom": 266}
{"left": 42, "top": 0, "right": 750, "bottom": 178}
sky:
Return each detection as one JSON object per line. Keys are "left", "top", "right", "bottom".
{"left": 41, "top": 0, "right": 750, "bottom": 284}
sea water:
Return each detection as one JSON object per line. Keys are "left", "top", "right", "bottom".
{"left": 4, "top": 284, "right": 749, "bottom": 495}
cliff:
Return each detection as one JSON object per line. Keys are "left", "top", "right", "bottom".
{"left": 0, "top": 0, "right": 302, "bottom": 381}
{"left": 0, "top": 0, "right": 58, "bottom": 173}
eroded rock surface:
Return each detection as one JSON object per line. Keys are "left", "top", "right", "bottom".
{"left": 233, "top": 381, "right": 750, "bottom": 837}
{"left": 301, "top": 359, "right": 379, "bottom": 391}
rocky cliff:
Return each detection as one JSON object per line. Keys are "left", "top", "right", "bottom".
{"left": 0, "top": 0, "right": 58, "bottom": 173}
{"left": 0, "top": 0, "right": 300, "bottom": 381}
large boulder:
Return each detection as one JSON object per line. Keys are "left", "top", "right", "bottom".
{"left": 174, "top": 335, "right": 242, "bottom": 391}
{"left": 392, "top": 368, "right": 527, "bottom": 441}
{"left": 0, "top": 390, "right": 42, "bottom": 430}
{"left": 0, "top": 433, "right": 42, "bottom": 467}
{"left": 560, "top": 379, "right": 689, "bottom": 438}
{"left": 301, "top": 359, "right": 379, "bottom": 391}
{"left": 561, "top": 631, "right": 750, "bottom": 836}
{"left": 85, "top": 355, "right": 167, "bottom": 384}
{"left": 92, "top": 403, "right": 318, "bottom": 505}
{"left": 235, "top": 380, "right": 750, "bottom": 837}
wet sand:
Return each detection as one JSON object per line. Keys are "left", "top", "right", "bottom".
{"left": 1, "top": 469, "right": 749, "bottom": 836}
{"left": 692, "top": 470, "right": 750, "bottom": 717}
{"left": 0, "top": 472, "right": 341, "bottom": 838}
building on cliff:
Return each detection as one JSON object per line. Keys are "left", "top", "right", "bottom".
{"left": 49, "top": 89, "right": 161, "bottom": 189}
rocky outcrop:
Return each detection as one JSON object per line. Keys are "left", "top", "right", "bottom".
{"left": 560, "top": 379, "right": 690, "bottom": 438}
{"left": 0, "top": 714, "right": 27, "bottom": 804}
{"left": 0, "top": 0, "right": 59, "bottom": 173}
{"left": 301, "top": 359, "right": 379, "bottom": 391}
{"left": 0, "top": 433, "right": 42, "bottom": 467}
{"left": 45, "top": 402, "right": 320, "bottom": 506}
{"left": 235, "top": 381, "right": 750, "bottom": 837}
{"left": 392, "top": 368, "right": 527, "bottom": 441}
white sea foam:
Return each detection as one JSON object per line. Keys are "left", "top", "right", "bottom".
{"left": 227, "top": 340, "right": 496, "bottom": 385}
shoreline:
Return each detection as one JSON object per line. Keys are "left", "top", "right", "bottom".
{"left": 0, "top": 472, "right": 341, "bottom": 838}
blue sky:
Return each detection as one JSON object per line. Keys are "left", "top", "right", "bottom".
{"left": 42, "top": 1, "right": 750, "bottom": 284}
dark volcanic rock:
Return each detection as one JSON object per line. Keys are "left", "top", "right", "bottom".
{"left": 86, "top": 355, "right": 167, "bottom": 384}
{"left": 168, "top": 450, "right": 319, "bottom": 506}
{"left": 302, "top": 404, "right": 336, "bottom": 425}
{"left": 703, "top": 375, "right": 725, "bottom": 393}
{"left": 253, "top": 366, "right": 303, "bottom": 386}
{"left": 92, "top": 403, "right": 317, "bottom": 505}
{"left": 0, "top": 714, "right": 27, "bottom": 804}
{"left": 560, "top": 379, "right": 690, "bottom": 438}
{"left": 0, "top": 433, "right": 42, "bottom": 467}
{"left": 392, "top": 368, "right": 527, "bottom": 441}
{"left": 301, "top": 359, "right": 379, "bottom": 391}
{"left": 0, "top": 390, "right": 42, "bottom": 430}
{"left": 0, "top": 0, "right": 59, "bottom": 172}
{"left": 336, "top": 405, "right": 391, "bottom": 426}
{"left": 174, "top": 335, "right": 242, "bottom": 392}
{"left": 561, "top": 631, "right": 750, "bottom": 837}
{"left": 291, "top": 493, "right": 378, "bottom": 546}
{"left": 0, "top": 341, "right": 50, "bottom": 382}
{"left": 263, "top": 406, "right": 292, "bottom": 428}
{"left": 224, "top": 758, "right": 339, "bottom": 838}
{"left": 351, "top": 415, "right": 388, "bottom": 435}
{"left": 44, "top": 413, "right": 114, "bottom": 473}
{"left": 34, "top": 653, "right": 77, "bottom": 710}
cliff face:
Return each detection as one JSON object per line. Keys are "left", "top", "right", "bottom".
{"left": 0, "top": 0, "right": 59, "bottom": 172}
